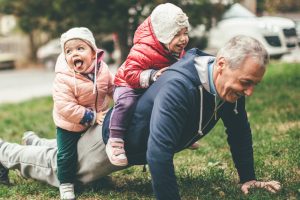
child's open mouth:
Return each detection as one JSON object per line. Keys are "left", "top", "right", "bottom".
{"left": 176, "top": 44, "right": 185, "bottom": 50}
{"left": 74, "top": 59, "right": 83, "bottom": 68}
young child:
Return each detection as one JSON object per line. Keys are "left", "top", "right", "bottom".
{"left": 107, "top": 3, "right": 190, "bottom": 166}
{"left": 53, "top": 27, "right": 114, "bottom": 200}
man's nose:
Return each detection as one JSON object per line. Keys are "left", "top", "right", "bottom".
{"left": 244, "top": 85, "right": 254, "bottom": 96}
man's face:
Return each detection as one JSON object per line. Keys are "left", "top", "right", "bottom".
{"left": 214, "top": 56, "right": 265, "bottom": 103}
{"left": 64, "top": 39, "right": 95, "bottom": 73}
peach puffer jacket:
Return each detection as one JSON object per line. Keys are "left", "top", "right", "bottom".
{"left": 53, "top": 50, "right": 114, "bottom": 132}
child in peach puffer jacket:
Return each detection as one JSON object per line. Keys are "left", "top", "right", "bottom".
{"left": 53, "top": 27, "right": 114, "bottom": 200}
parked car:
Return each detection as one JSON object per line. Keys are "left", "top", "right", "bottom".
{"left": 0, "top": 53, "right": 15, "bottom": 70}
{"left": 208, "top": 3, "right": 298, "bottom": 58}
{"left": 37, "top": 38, "right": 111, "bottom": 70}
{"left": 37, "top": 38, "right": 61, "bottom": 70}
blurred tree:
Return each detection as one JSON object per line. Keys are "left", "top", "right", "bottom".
{"left": 0, "top": 0, "right": 58, "bottom": 60}
{"left": 267, "top": 0, "right": 300, "bottom": 13}
{"left": 256, "top": 0, "right": 265, "bottom": 16}
{"left": 0, "top": 0, "right": 228, "bottom": 63}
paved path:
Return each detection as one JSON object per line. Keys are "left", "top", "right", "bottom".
{"left": 0, "top": 68, "right": 55, "bottom": 104}
{"left": 0, "top": 64, "right": 118, "bottom": 104}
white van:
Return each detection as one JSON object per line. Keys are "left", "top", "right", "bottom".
{"left": 208, "top": 3, "right": 298, "bottom": 57}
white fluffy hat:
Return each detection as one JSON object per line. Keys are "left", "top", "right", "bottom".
{"left": 60, "top": 27, "right": 97, "bottom": 52}
{"left": 151, "top": 3, "right": 189, "bottom": 44}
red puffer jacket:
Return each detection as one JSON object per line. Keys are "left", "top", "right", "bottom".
{"left": 114, "top": 17, "right": 184, "bottom": 89}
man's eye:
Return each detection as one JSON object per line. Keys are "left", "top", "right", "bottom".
{"left": 241, "top": 81, "right": 251, "bottom": 86}
{"left": 78, "top": 47, "right": 84, "bottom": 50}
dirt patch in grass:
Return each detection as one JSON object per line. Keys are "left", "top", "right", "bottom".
{"left": 276, "top": 121, "right": 300, "bottom": 133}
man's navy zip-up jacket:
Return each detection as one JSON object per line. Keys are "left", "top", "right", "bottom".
{"left": 103, "top": 48, "right": 255, "bottom": 200}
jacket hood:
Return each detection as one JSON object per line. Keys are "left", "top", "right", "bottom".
{"left": 55, "top": 48, "right": 105, "bottom": 74}
{"left": 133, "top": 17, "right": 180, "bottom": 58}
{"left": 168, "top": 48, "right": 212, "bottom": 86}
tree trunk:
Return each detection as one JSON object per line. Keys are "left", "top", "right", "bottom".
{"left": 28, "top": 32, "right": 38, "bottom": 62}
{"left": 117, "top": 29, "right": 131, "bottom": 64}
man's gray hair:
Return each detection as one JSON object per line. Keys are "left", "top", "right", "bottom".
{"left": 216, "top": 35, "right": 269, "bottom": 69}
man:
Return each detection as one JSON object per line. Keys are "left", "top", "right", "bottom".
{"left": 0, "top": 36, "right": 281, "bottom": 200}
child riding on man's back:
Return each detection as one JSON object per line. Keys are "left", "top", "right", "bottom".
{"left": 106, "top": 3, "right": 194, "bottom": 167}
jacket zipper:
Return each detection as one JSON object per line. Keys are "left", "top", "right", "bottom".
{"left": 182, "top": 101, "right": 225, "bottom": 149}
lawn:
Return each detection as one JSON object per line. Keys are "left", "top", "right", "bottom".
{"left": 0, "top": 62, "right": 299, "bottom": 200}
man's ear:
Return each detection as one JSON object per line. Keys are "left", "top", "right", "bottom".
{"left": 216, "top": 57, "right": 226, "bottom": 73}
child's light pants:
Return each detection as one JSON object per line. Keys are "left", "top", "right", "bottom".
{"left": 0, "top": 124, "right": 123, "bottom": 187}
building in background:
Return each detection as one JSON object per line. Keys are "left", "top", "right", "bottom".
{"left": 0, "top": 15, "right": 16, "bottom": 36}
{"left": 241, "top": 0, "right": 256, "bottom": 14}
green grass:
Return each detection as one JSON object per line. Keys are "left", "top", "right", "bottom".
{"left": 0, "top": 62, "right": 299, "bottom": 199}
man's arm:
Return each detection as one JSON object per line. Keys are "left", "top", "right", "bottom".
{"left": 220, "top": 97, "right": 256, "bottom": 183}
{"left": 146, "top": 80, "right": 191, "bottom": 200}
{"left": 221, "top": 98, "right": 282, "bottom": 194}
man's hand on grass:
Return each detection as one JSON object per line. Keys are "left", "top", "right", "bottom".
{"left": 241, "top": 180, "right": 281, "bottom": 194}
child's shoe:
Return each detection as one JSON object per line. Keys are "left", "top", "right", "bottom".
{"left": 106, "top": 138, "right": 128, "bottom": 166}
{"left": 59, "top": 183, "right": 75, "bottom": 200}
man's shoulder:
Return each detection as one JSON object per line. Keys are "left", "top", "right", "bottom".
{"left": 184, "top": 48, "right": 212, "bottom": 57}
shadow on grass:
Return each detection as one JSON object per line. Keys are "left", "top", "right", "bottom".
{"left": 76, "top": 175, "right": 153, "bottom": 199}
{"left": 0, "top": 167, "right": 296, "bottom": 200}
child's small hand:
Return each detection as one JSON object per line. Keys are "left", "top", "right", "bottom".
{"left": 96, "top": 109, "right": 109, "bottom": 125}
{"left": 152, "top": 67, "right": 169, "bottom": 81}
